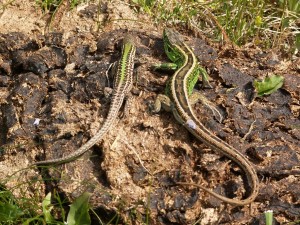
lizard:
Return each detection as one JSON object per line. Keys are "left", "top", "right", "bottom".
{"left": 33, "top": 34, "right": 136, "bottom": 165}
{"left": 152, "top": 28, "right": 259, "bottom": 206}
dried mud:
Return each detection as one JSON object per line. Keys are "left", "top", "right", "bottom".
{"left": 0, "top": 1, "right": 300, "bottom": 224}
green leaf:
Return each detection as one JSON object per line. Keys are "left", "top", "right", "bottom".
{"left": 295, "top": 33, "right": 300, "bottom": 50}
{"left": 42, "top": 192, "right": 54, "bottom": 223}
{"left": 0, "top": 202, "right": 23, "bottom": 222}
{"left": 288, "top": 0, "right": 300, "bottom": 13}
{"left": 253, "top": 75, "right": 284, "bottom": 96}
{"left": 198, "top": 66, "right": 212, "bottom": 89}
{"left": 264, "top": 210, "right": 273, "bottom": 225}
{"left": 0, "top": 190, "right": 23, "bottom": 222}
{"left": 281, "top": 17, "right": 290, "bottom": 29}
{"left": 255, "top": 16, "right": 262, "bottom": 27}
{"left": 67, "top": 192, "right": 91, "bottom": 225}
{"left": 152, "top": 62, "right": 177, "bottom": 71}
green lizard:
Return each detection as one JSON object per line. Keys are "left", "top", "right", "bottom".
{"left": 153, "top": 28, "right": 259, "bottom": 206}
{"left": 33, "top": 35, "right": 136, "bottom": 165}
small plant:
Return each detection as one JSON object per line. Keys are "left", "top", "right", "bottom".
{"left": 35, "top": 0, "right": 82, "bottom": 12}
{"left": 35, "top": 0, "right": 62, "bottom": 12}
{"left": 264, "top": 210, "right": 273, "bottom": 225}
{"left": 253, "top": 74, "right": 284, "bottom": 96}
{"left": 67, "top": 192, "right": 91, "bottom": 225}
{"left": 0, "top": 188, "right": 24, "bottom": 224}
{"left": 0, "top": 187, "right": 92, "bottom": 225}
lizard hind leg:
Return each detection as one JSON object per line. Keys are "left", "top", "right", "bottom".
{"left": 189, "top": 91, "right": 223, "bottom": 123}
{"left": 120, "top": 93, "right": 133, "bottom": 118}
{"left": 152, "top": 94, "right": 172, "bottom": 113}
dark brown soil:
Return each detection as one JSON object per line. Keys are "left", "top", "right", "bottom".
{"left": 0, "top": 1, "right": 299, "bottom": 224}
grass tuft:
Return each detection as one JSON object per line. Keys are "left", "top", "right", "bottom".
{"left": 131, "top": 0, "right": 300, "bottom": 55}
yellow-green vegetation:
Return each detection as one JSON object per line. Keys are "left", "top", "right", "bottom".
{"left": 0, "top": 169, "right": 137, "bottom": 225}
{"left": 35, "top": 0, "right": 84, "bottom": 12}
{"left": 0, "top": 184, "right": 91, "bottom": 225}
{"left": 0, "top": 185, "right": 60, "bottom": 224}
{"left": 131, "top": 0, "right": 300, "bottom": 54}
{"left": 264, "top": 210, "right": 273, "bottom": 225}
{"left": 254, "top": 74, "right": 284, "bottom": 96}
